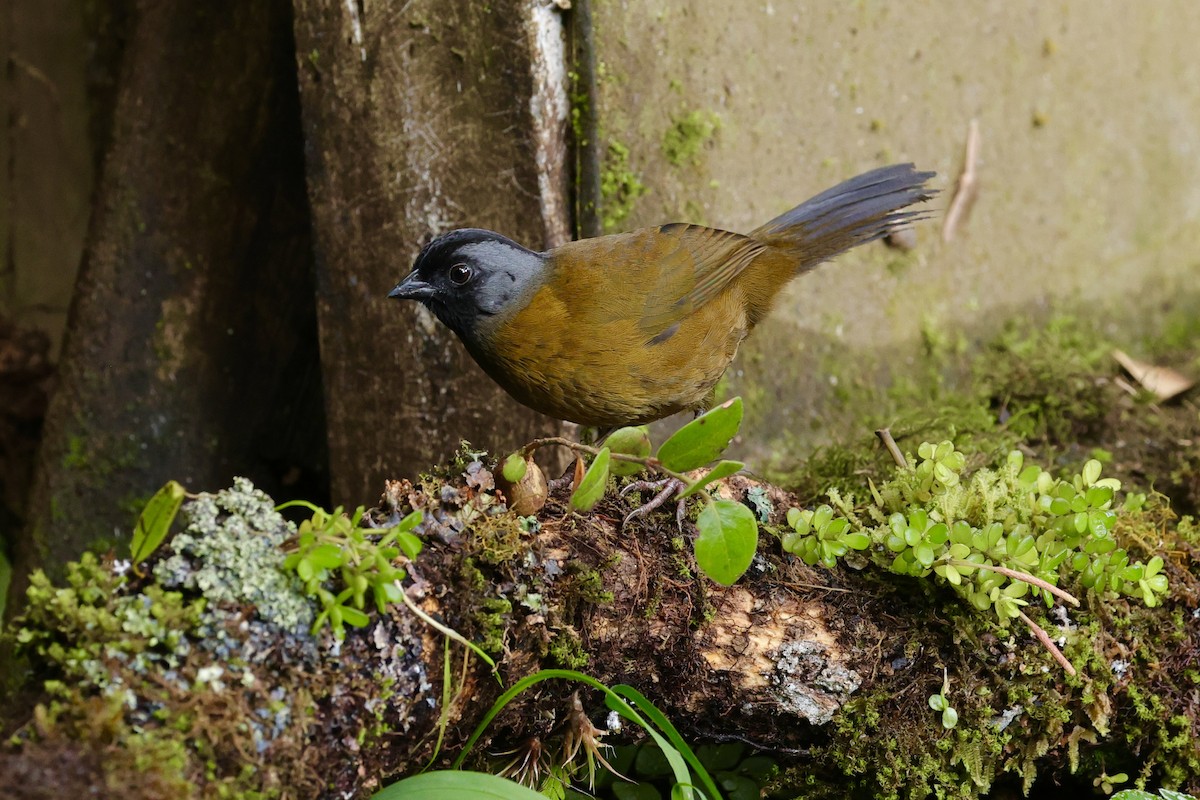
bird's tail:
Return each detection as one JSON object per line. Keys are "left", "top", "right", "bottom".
{"left": 750, "top": 163, "right": 937, "bottom": 269}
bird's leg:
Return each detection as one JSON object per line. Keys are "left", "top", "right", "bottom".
{"left": 620, "top": 478, "right": 687, "bottom": 528}
{"left": 548, "top": 453, "right": 586, "bottom": 493}
{"left": 547, "top": 472, "right": 574, "bottom": 493}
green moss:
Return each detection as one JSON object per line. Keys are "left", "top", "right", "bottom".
{"left": 564, "top": 562, "right": 614, "bottom": 606}
{"left": 661, "top": 109, "right": 720, "bottom": 167}
{"left": 768, "top": 314, "right": 1145, "bottom": 500}
{"left": 473, "top": 596, "right": 512, "bottom": 655}
{"left": 765, "top": 309, "right": 1200, "bottom": 797}
{"left": 547, "top": 627, "right": 590, "bottom": 669}
{"left": 16, "top": 553, "right": 204, "bottom": 689}
{"left": 600, "top": 139, "right": 646, "bottom": 232}
{"left": 61, "top": 436, "right": 88, "bottom": 469}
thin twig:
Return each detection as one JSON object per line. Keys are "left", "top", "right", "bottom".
{"left": 521, "top": 436, "right": 659, "bottom": 468}
{"left": 400, "top": 585, "right": 498, "bottom": 675}
{"left": 520, "top": 436, "right": 694, "bottom": 488}
{"left": 948, "top": 559, "right": 1080, "bottom": 607}
{"left": 942, "top": 118, "right": 980, "bottom": 242}
{"left": 1017, "top": 609, "right": 1077, "bottom": 677}
{"left": 875, "top": 428, "right": 908, "bottom": 468}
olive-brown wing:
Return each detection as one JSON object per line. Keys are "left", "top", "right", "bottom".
{"left": 547, "top": 224, "right": 765, "bottom": 340}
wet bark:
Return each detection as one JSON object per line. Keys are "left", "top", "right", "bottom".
{"left": 291, "top": 0, "right": 568, "bottom": 505}
{"left": 13, "top": 0, "right": 325, "bottom": 608}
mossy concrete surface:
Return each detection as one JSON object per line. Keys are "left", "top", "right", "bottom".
{"left": 589, "top": 1, "right": 1200, "bottom": 462}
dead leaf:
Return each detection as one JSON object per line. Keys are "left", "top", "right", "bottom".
{"left": 1112, "top": 349, "right": 1195, "bottom": 402}
{"left": 572, "top": 454, "right": 586, "bottom": 493}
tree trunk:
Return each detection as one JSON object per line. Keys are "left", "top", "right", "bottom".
{"left": 12, "top": 0, "right": 325, "bottom": 608}
{"left": 291, "top": 0, "right": 570, "bottom": 505}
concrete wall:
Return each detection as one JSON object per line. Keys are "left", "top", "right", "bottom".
{"left": 6, "top": 1, "right": 1200, "bottom": 468}
{"left": 589, "top": 1, "right": 1200, "bottom": 461}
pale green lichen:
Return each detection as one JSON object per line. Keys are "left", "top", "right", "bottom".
{"left": 153, "top": 477, "right": 313, "bottom": 633}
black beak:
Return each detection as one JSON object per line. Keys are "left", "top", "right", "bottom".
{"left": 388, "top": 273, "right": 436, "bottom": 301}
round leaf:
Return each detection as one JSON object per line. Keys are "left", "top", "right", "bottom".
{"left": 942, "top": 706, "right": 959, "bottom": 729}
{"left": 656, "top": 397, "right": 743, "bottom": 472}
{"left": 500, "top": 453, "right": 527, "bottom": 483}
{"left": 605, "top": 426, "right": 653, "bottom": 476}
{"left": 694, "top": 499, "right": 758, "bottom": 586}
{"left": 844, "top": 532, "right": 871, "bottom": 550}
{"left": 570, "top": 447, "right": 611, "bottom": 512}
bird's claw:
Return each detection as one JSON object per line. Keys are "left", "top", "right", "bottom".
{"left": 621, "top": 478, "right": 687, "bottom": 529}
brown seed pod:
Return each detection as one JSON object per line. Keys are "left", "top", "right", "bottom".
{"left": 498, "top": 457, "right": 548, "bottom": 516}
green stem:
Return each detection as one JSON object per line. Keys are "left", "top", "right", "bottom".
{"left": 399, "top": 586, "right": 498, "bottom": 676}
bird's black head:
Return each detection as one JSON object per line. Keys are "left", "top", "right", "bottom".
{"left": 389, "top": 228, "right": 546, "bottom": 342}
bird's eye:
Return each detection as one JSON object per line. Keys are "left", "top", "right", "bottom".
{"left": 449, "top": 263, "right": 473, "bottom": 286}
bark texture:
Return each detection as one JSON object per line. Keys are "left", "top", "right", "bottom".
{"left": 13, "top": 0, "right": 325, "bottom": 608}
{"left": 291, "top": 0, "right": 567, "bottom": 504}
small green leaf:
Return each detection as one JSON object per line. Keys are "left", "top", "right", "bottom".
{"left": 948, "top": 543, "right": 971, "bottom": 560}
{"left": 308, "top": 543, "right": 344, "bottom": 569}
{"left": 941, "top": 706, "right": 958, "bottom": 729}
{"left": 694, "top": 499, "right": 758, "bottom": 586}
{"left": 396, "top": 530, "right": 423, "bottom": 560}
{"left": 570, "top": 447, "right": 611, "bottom": 512}
{"left": 340, "top": 605, "right": 370, "bottom": 628}
{"left": 656, "top": 397, "right": 743, "bottom": 472}
{"left": 130, "top": 480, "right": 187, "bottom": 563}
{"left": 844, "top": 532, "right": 871, "bottom": 550}
{"left": 938, "top": 564, "right": 961, "bottom": 585}
{"left": 605, "top": 426, "right": 653, "bottom": 476}
{"left": 677, "top": 460, "right": 744, "bottom": 499}
{"left": 501, "top": 452, "right": 527, "bottom": 483}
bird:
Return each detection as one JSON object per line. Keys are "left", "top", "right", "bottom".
{"left": 389, "top": 163, "right": 935, "bottom": 429}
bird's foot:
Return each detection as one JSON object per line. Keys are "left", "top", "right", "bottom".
{"left": 620, "top": 478, "right": 688, "bottom": 529}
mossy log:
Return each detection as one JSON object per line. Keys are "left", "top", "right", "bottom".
{"left": 2, "top": 445, "right": 1197, "bottom": 800}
